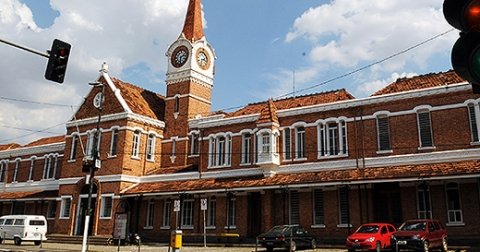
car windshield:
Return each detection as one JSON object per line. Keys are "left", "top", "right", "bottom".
{"left": 268, "top": 226, "right": 291, "bottom": 234}
{"left": 400, "top": 221, "right": 426, "bottom": 231}
{"left": 356, "top": 225, "right": 379, "bottom": 233}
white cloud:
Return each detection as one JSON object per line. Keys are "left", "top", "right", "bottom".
{"left": 0, "top": 0, "right": 189, "bottom": 144}
{"left": 281, "top": 0, "right": 457, "bottom": 98}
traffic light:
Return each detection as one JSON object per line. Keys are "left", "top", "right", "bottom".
{"left": 44, "top": 39, "right": 71, "bottom": 83}
{"left": 443, "top": 0, "right": 480, "bottom": 93}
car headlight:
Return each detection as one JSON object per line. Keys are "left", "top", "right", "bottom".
{"left": 391, "top": 235, "right": 397, "bottom": 241}
{"left": 365, "top": 237, "right": 375, "bottom": 242}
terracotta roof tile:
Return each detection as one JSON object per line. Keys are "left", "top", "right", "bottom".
{"left": 372, "top": 70, "right": 465, "bottom": 96}
{"left": 23, "top": 135, "right": 65, "bottom": 147}
{"left": 0, "top": 143, "right": 21, "bottom": 151}
{"left": 123, "top": 160, "right": 480, "bottom": 195}
{"left": 112, "top": 78, "right": 165, "bottom": 121}
{"left": 256, "top": 99, "right": 279, "bottom": 124}
{"left": 229, "top": 89, "right": 355, "bottom": 117}
{"left": 0, "top": 190, "right": 58, "bottom": 200}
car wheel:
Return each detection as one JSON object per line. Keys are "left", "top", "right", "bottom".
{"left": 310, "top": 238, "right": 316, "bottom": 249}
{"left": 348, "top": 249, "right": 355, "bottom": 252}
{"left": 266, "top": 246, "right": 273, "bottom": 252}
{"left": 422, "top": 240, "right": 429, "bottom": 252}
{"left": 290, "top": 240, "right": 297, "bottom": 251}
{"left": 14, "top": 237, "right": 21, "bottom": 246}
{"left": 34, "top": 240, "right": 41, "bottom": 246}
{"left": 441, "top": 237, "right": 448, "bottom": 252}
{"left": 375, "top": 241, "right": 382, "bottom": 252}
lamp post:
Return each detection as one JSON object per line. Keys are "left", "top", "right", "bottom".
{"left": 81, "top": 81, "right": 104, "bottom": 252}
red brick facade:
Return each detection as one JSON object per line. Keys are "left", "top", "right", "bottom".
{"left": 0, "top": 0, "right": 479, "bottom": 247}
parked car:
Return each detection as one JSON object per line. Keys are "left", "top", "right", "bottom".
{"left": 0, "top": 215, "right": 47, "bottom": 245}
{"left": 257, "top": 225, "right": 316, "bottom": 252}
{"left": 391, "top": 219, "right": 447, "bottom": 252}
{"left": 346, "top": 223, "right": 397, "bottom": 252}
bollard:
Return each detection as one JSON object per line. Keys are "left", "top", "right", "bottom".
{"left": 170, "top": 230, "right": 182, "bottom": 252}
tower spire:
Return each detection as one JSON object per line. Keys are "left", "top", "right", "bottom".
{"left": 182, "top": 0, "right": 204, "bottom": 42}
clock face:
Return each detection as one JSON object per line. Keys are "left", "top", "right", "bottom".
{"left": 171, "top": 46, "right": 189, "bottom": 67}
{"left": 93, "top": 92, "right": 103, "bottom": 108}
{"left": 196, "top": 48, "right": 210, "bottom": 70}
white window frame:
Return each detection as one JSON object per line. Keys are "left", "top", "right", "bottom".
{"left": 208, "top": 133, "right": 232, "bottom": 168}
{"left": 226, "top": 195, "right": 236, "bottom": 229}
{"left": 161, "top": 199, "right": 171, "bottom": 229}
{"left": 100, "top": 194, "right": 113, "bottom": 219}
{"left": 295, "top": 126, "right": 306, "bottom": 160}
{"left": 317, "top": 119, "right": 348, "bottom": 159}
{"left": 132, "top": 130, "right": 141, "bottom": 158}
{"left": 28, "top": 156, "right": 36, "bottom": 181}
{"left": 189, "top": 132, "right": 200, "bottom": 157}
{"left": 146, "top": 134, "right": 156, "bottom": 161}
{"left": 283, "top": 128, "right": 292, "bottom": 161}
{"left": 376, "top": 114, "right": 392, "bottom": 152}
{"left": 70, "top": 134, "right": 79, "bottom": 160}
{"left": 12, "top": 158, "right": 20, "bottom": 183}
{"left": 207, "top": 196, "right": 216, "bottom": 228}
{"left": 145, "top": 199, "right": 155, "bottom": 228}
{"left": 0, "top": 160, "right": 7, "bottom": 182}
{"left": 445, "top": 182, "right": 463, "bottom": 225}
{"left": 109, "top": 128, "right": 119, "bottom": 157}
{"left": 42, "top": 154, "right": 58, "bottom": 180}
{"left": 417, "top": 183, "right": 433, "bottom": 219}
{"left": 60, "top": 196, "right": 72, "bottom": 219}
{"left": 467, "top": 103, "right": 480, "bottom": 143}
{"left": 417, "top": 109, "right": 434, "bottom": 149}
{"left": 181, "top": 196, "right": 194, "bottom": 228}
{"left": 241, "top": 132, "right": 252, "bottom": 165}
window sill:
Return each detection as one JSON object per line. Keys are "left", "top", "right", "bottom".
{"left": 470, "top": 141, "right": 480, "bottom": 146}
{"left": 376, "top": 150, "right": 393, "bottom": 154}
{"left": 181, "top": 226, "right": 194, "bottom": 230}
{"left": 146, "top": 159, "right": 155, "bottom": 163}
{"left": 188, "top": 154, "right": 200, "bottom": 158}
{"left": 108, "top": 155, "right": 117, "bottom": 159}
{"left": 208, "top": 165, "right": 232, "bottom": 169}
{"left": 446, "top": 222, "right": 465, "bottom": 227}
{"left": 418, "top": 146, "right": 436, "bottom": 151}
{"left": 293, "top": 158, "right": 307, "bottom": 162}
{"left": 59, "top": 217, "right": 70, "bottom": 220}
{"left": 67, "top": 159, "right": 76, "bottom": 163}
{"left": 240, "top": 163, "right": 252, "bottom": 166}
{"left": 143, "top": 226, "right": 153, "bottom": 230}
{"left": 337, "top": 224, "right": 352, "bottom": 228}
{"left": 311, "top": 224, "right": 326, "bottom": 229}
{"left": 160, "top": 226, "right": 170, "bottom": 230}
{"left": 224, "top": 226, "right": 236, "bottom": 230}
{"left": 131, "top": 156, "right": 140, "bottom": 160}
{"left": 206, "top": 226, "right": 216, "bottom": 230}
{"left": 99, "top": 216, "right": 112, "bottom": 220}
{"left": 318, "top": 154, "right": 348, "bottom": 160}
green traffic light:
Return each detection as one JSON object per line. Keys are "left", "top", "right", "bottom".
{"left": 473, "top": 47, "right": 480, "bottom": 80}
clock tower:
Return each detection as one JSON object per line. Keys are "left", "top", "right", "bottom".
{"left": 165, "top": 0, "right": 215, "bottom": 138}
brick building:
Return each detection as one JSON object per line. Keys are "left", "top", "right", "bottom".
{"left": 0, "top": 0, "right": 479, "bottom": 246}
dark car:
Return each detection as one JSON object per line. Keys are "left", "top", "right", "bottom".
{"left": 391, "top": 219, "right": 447, "bottom": 252}
{"left": 346, "top": 223, "right": 397, "bottom": 252}
{"left": 257, "top": 225, "right": 316, "bottom": 252}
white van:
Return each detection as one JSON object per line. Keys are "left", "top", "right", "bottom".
{"left": 0, "top": 215, "right": 47, "bottom": 245}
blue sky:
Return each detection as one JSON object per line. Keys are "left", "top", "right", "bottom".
{"left": 0, "top": 0, "right": 456, "bottom": 144}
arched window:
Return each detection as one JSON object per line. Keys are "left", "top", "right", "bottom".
{"left": 317, "top": 119, "right": 348, "bottom": 158}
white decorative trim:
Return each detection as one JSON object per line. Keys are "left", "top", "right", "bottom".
{"left": 0, "top": 143, "right": 64, "bottom": 159}
{"left": 67, "top": 112, "right": 165, "bottom": 129}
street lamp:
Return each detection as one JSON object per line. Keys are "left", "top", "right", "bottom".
{"left": 81, "top": 81, "right": 104, "bottom": 252}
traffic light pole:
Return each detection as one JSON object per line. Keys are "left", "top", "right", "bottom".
{"left": 0, "top": 37, "right": 49, "bottom": 58}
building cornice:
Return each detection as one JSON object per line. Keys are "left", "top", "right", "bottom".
{"left": 66, "top": 112, "right": 165, "bottom": 129}
{"left": 0, "top": 142, "right": 64, "bottom": 159}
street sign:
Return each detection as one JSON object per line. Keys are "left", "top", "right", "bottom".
{"left": 174, "top": 199, "right": 180, "bottom": 212}
{"left": 201, "top": 198, "right": 207, "bottom": 210}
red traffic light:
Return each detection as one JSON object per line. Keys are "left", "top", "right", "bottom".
{"left": 44, "top": 39, "right": 71, "bottom": 84}
{"left": 444, "top": 0, "right": 480, "bottom": 32}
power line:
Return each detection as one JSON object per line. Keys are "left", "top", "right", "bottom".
{"left": 0, "top": 122, "right": 66, "bottom": 143}
{"left": 0, "top": 96, "right": 78, "bottom": 108}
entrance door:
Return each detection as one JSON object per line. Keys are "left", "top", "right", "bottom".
{"left": 373, "top": 183, "right": 402, "bottom": 225}
{"left": 76, "top": 197, "right": 97, "bottom": 235}
{"left": 247, "top": 192, "right": 262, "bottom": 238}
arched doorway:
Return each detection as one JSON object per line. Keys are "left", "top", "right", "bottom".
{"left": 75, "top": 183, "right": 98, "bottom": 235}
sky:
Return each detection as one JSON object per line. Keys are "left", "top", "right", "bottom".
{"left": 0, "top": 0, "right": 457, "bottom": 145}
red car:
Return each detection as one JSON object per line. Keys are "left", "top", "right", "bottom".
{"left": 391, "top": 219, "right": 447, "bottom": 252}
{"left": 346, "top": 223, "right": 397, "bottom": 252}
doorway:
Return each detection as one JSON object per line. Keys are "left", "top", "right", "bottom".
{"left": 373, "top": 183, "right": 402, "bottom": 225}
{"left": 247, "top": 192, "right": 262, "bottom": 238}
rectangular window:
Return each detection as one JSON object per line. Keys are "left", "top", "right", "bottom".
{"left": 189, "top": 133, "right": 199, "bottom": 156}
{"left": 417, "top": 184, "right": 432, "bottom": 219}
{"left": 377, "top": 116, "right": 391, "bottom": 151}
{"left": 313, "top": 189, "right": 324, "bottom": 226}
{"left": 0, "top": 161, "right": 6, "bottom": 182}
{"left": 339, "top": 187, "right": 350, "bottom": 225}
{"left": 70, "top": 135, "right": 78, "bottom": 160}
{"left": 328, "top": 124, "right": 339, "bottom": 155}
{"left": 262, "top": 133, "right": 270, "bottom": 154}
{"left": 446, "top": 183, "right": 463, "bottom": 224}
{"left": 47, "top": 200, "right": 56, "bottom": 219}
{"left": 468, "top": 104, "right": 479, "bottom": 142}
{"left": 289, "top": 190, "right": 300, "bottom": 225}
{"left": 318, "top": 120, "right": 348, "bottom": 157}
{"left": 283, "top": 129, "right": 292, "bottom": 160}
{"left": 146, "top": 134, "right": 156, "bottom": 161}
{"left": 162, "top": 200, "right": 171, "bottom": 227}
{"left": 181, "top": 195, "right": 194, "bottom": 227}
{"left": 110, "top": 129, "right": 119, "bottom": 156}
{"left": 145, "top": 199, "right": 154, "bottom": 227}
{"left": 295, "top": 127, "right": 306, "bottom": 159}
{"left": 43, "top": 155, "right": 57, "bottom": 180}
{"left": 418, "top": 111, "right": 434, "bottom": 148}
{"left": 100, "top": 196, "right": 113, "bottom": 218}
{"left": 241, "top": 133, "right": 251, "bottom": 164}
{"left": 132, "top": 131, "right": 141, "bottom": 157}
{"left": 207, "top": 197, "right": 216, "bottom": 227}
{"left": 60, "top": 197, "right": 72, "bottom": 218}
{"left": 226, "top": 195, "right": 236, "bottom": 228}
{"left": 28, "top": 158, "right": 35, "bottom": 181}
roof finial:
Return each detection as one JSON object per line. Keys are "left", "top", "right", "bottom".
{"left": 100, "top": 62, "right": 109, "bottom": 73}
{"left": 182, "top": 0, "right": 204, "bottom": 42}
